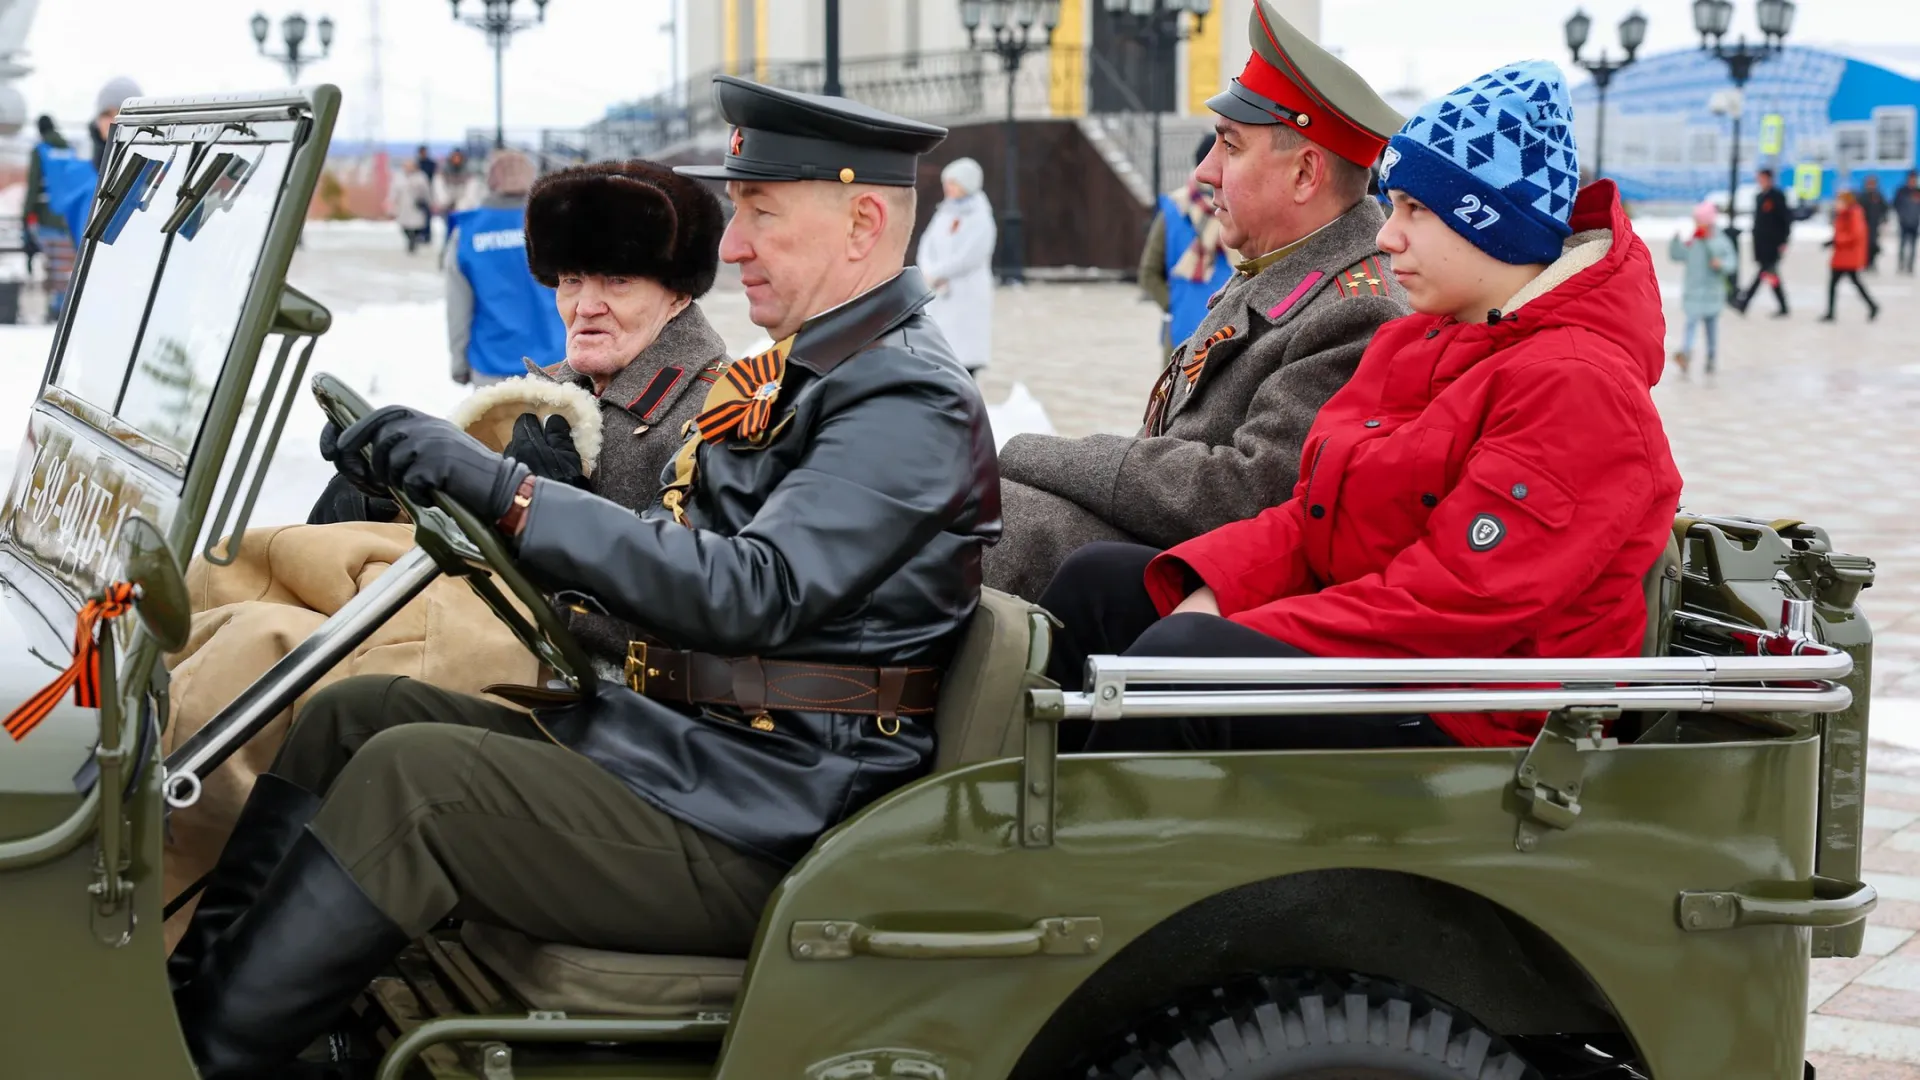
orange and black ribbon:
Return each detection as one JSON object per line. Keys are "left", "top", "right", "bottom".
{"left": 1180, "top": 324, "right": 1238, "bottom": 388}
{"left": 662, "top": 337, "right": 795, "bottom": 526}
{"left": 695, "top": 337, "right": 792, "bottom": 445}
{"left": 5, "top": 581, "right": 138, "bottom": 742}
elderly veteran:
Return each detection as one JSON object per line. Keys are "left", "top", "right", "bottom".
{"left": 985, "top": 0, "right": 1411, "bottom": 601}
{"left": 170, "top": 76, "right": 998, "bottom": 1079}
{"left": 162, "top": 159, "right": 730, "bottom": 951}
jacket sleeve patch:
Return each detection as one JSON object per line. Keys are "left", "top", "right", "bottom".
{"left": 1265, "top": 270, "right": 1325, "bottom": 319}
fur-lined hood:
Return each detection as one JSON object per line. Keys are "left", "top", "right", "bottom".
{"left": 447, "top": 377, "right": 605, "bottom": 477}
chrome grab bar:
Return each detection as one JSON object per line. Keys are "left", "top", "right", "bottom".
{"left": 1059, "top": 683, "right": 1850, "bottom": 723}
{"left": 1082, "top": 650, "right": 1851, "bottom": 689}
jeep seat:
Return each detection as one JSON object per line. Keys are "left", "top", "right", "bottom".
{"left": 1641, "top": 533, "right": 1683, "bottom": 658}
{"left": 456, "top": 589, "right": 1051, "bottom": 1018}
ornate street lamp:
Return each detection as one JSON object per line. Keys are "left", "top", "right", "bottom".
{"left": 960, "top": 0, "right": 1062, "bottom": 284}
{"left": 1695, "top": 0, "right": 1794, "bottom": 266}
{"left": 1565, "top": 8, "right": 1645, "bottom": 182}
{"left": 251, "top": 10, "right": 334, "bottom": 84}
{"left": 1102, "top": 0, "right": 1211, "bottom": 199}
{"left": 451, "top": 0, "right": 551, "bottom": 149}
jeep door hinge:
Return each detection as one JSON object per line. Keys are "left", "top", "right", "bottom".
{"left": 1512, "top": 705, "right": 1619, "bottom": 853}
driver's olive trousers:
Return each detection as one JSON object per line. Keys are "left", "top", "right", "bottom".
{"left": 271, "top": 674, "right": 787, "bottom": 953}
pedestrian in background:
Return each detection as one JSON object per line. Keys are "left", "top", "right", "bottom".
{"left": 1822, "top": 190, "right": 1878, "bottom": 323}
{"left": 90, "top": 76, "right": 139, "bottom": 170}
{"left": 434, "top": 148, "right": 484, "bottom": 251}
{"left": 1138, "top": 134, "right": 1235, "bottom": 354}
{"left": 1734, "top": 167, "right": 1791, "bottom": 317}
{"left": 1669, "top": 200, "right": 1736, "bottom": 375}
{"left": 445, "top": 151, "right": 565, "bottom": 386}
{"left": 1860, "top": 174, "right": 1889, "bottom": 273}
{"left": 1893, "top": 169, "right": 1920, "bottom": 276}
{"left": 388, "top": 158, "right": 432, "bottom": 254}
{"left": 915, "top": 156, "right": 996, "bottom": 378}
{"left": 24, "top": 115, "right": 82, "bottom": 320}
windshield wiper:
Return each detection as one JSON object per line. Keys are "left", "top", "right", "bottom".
{"left": 83, "top": 153, "right": 161, "bottom": 245}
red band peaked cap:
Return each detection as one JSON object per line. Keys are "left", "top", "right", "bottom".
{"left": 1224, "top": 5, "right": 1392, "bottom": 169}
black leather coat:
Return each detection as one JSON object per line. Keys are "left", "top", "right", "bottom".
{"left": 516, "top": 270, "right": 1001, "bottom": 865}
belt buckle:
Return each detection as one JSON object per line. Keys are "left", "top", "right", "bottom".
{"left": 625, "top": 642, "right": 649, "bottom": 694}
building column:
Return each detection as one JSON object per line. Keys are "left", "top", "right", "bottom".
{"left": 1049, "top": 0, "right": 1088, "bottom": 118}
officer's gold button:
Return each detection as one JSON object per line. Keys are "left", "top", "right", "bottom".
{"left": 839, "top": 167, "right": 855, "bottom": 183}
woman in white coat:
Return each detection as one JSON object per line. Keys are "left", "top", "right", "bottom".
{"left": 917, "top": 158, "right": 997, "bottom": 376}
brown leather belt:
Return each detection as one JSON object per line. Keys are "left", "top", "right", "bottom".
{"left": 625, "top": 643, "right": 938, "bottom": 729}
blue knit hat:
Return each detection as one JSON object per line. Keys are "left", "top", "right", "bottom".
{"left": 1377, "top": 61, "right": 1579, "bottom": 266}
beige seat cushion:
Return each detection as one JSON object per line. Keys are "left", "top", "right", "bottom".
{"left": 461, "top": 922, "right": 742, "bottom": 1017}
{"left": 931, "top": 587, "right": 1049, "bottom": 771}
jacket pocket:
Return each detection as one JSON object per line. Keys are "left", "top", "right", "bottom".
{"left": 1400, "top": 426, "right": 1456, "bottom": 521}
{"left": 1465, "top": 446, "right": 1574, "bottom": 530}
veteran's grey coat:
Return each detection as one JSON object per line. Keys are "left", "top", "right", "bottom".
{"left": 522, "top": 306, "right": 732, "bottom": 668}
{"left": 986, "top": 198, "right": 1410, "bottom": 600}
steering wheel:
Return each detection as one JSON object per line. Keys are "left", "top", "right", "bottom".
{"left": 311, "top": 373, "right": 598, "bottom": 698}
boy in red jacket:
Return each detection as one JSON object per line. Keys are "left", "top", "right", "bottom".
{"left": 1041, "top": 60, "right": 1682, "bottom": 752}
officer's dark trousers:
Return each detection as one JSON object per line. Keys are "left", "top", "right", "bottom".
{"left": 274, "top": 675, "right": 786, "bottom": 952}
{"left": 1039, "top": 543, "right": 1456, "bottom": 753}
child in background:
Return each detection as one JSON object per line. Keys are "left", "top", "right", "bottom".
{"left": 1668, "top": 200, "right": 1736, "bottom": 375}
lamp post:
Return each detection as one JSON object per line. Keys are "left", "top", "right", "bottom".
{"left": 1101, "top": 0, "right": 1211, "bottom": 198}
{"left": 1564, "top": 8, "right": 1645, "bottom": 182}
{"left": 451, "top": 0, "right": 550, "bottom": 149}
{"left": 1694, "top": 0, "right": 1794, "bottom": 261}
{"left": 250, "top": 11, "right": 334, "bottom": 84}
{"left": 961, "top": 0, "right": 1062, "bottom": 285}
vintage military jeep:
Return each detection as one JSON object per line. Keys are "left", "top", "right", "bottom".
{"left": 0, "top": 87, "right": 1880, "bottom": 1080}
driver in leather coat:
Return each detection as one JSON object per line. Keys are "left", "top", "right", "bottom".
{"left": 170, "top": 77, "right": 1000, "bottom": 1080}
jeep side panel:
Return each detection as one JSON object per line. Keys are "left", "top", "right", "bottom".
{"left": 717, "top": 739, "right": 1823, "bottom": 1080}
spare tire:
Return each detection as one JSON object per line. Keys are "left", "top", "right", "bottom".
{"left": 1087, "top": 971, "right": 1540, "bottom": 1080}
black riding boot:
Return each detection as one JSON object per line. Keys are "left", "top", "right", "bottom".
{"left": 174, "top": 829, "right": 409, "bottom": 1080}
{"left": 168, "top": 773, "right": 321, "bottom": 989}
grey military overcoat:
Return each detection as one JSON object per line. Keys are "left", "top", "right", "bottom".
{"left": 523, "top": 303, "right": 731, "bottom": 667}
{"left": 985, "top": 197, "right": 1410, "bottom": 601}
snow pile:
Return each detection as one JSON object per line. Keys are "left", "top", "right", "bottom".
{"left": 986, "top": 382, "right": 1053, "bottom": 450}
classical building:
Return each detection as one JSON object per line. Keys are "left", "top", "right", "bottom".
{"left": 680, "top": 1, "right": 1320, "bottom": 130}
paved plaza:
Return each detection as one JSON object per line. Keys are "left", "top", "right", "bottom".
{"left": 280, "top": 219, "right": 1920, "bottom": 1075}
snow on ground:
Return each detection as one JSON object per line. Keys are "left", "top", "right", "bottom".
{"left": 0, "top": 218, "right": 1058, "bottom": 532}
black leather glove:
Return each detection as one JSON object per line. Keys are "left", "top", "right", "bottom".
{"left": 319, "top": 420, "right": 387, "bottom": 500}
{"left": 504, "top": 413, "right": 589, "bottom": 489}
{"left": 307, "top": 474, "right": 402, "bottom": 526}
{"left": 335, "top": 405, "right": 529, "bottom": 521}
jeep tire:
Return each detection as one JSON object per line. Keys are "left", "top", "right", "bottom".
{"left": 1089, "top": 972, "right": 1539, "bottom": 1080}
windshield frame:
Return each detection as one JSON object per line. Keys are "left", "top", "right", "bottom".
{"left": 41, "top": 113, "right": 306, "bottom": 479}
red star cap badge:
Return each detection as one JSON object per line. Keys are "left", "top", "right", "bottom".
{"left": 729, "top": 127, "right": 744, "bottom": 157}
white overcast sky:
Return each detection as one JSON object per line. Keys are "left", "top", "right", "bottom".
{"left": 14, "top": 0, "right": 1920, "bottom": 143}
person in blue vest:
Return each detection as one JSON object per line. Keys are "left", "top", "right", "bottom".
{"left": 445, "top": 151, "right": 567, "bottom": 385}
{"left": 25, "top": 115, "right": 98, "bottom": 321}
{"left": 1137, "top": 133, "right": 1238, "bottom": 354}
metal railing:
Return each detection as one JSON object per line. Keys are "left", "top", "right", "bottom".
{"left": 1065, "top": 648, "right": 1855, "bottom": 723}
{"left": 473, "top": 47, "right": 1154, "bottom": 167}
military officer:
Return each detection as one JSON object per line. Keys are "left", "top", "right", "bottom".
{"left": 985, "top": 0, "right": 1412, "bottom": 601}
{"left": 171, "top": 76, "right": 1000, "bottom": 1079}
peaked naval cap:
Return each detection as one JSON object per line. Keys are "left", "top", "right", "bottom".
{"left": 1379, "top": 60, "right": 1581, "bottom": 266}
{"left": 675, "top": 75, "right": 947, "bottom": 188}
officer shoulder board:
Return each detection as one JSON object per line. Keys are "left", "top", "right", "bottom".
{"left": 1332, "top": 256, "right": 1391, "bottom": 299}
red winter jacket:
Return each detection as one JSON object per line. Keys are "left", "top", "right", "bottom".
{"left": 1144, "top": 182, "right": 1682, "bottom": 747}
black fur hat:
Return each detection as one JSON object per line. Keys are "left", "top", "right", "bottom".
{"left": 524, "top": 160, "right": 723, "bottom": 298}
